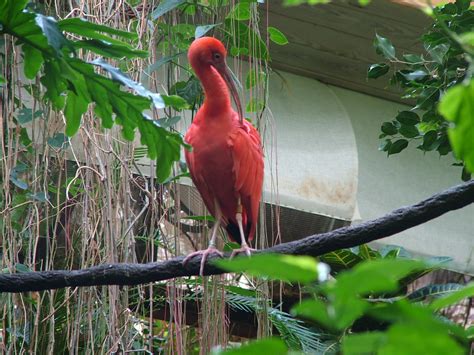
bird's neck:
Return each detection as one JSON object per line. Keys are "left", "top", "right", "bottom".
{"left": 195, "top": 64, "right": 232, "bottom": 118}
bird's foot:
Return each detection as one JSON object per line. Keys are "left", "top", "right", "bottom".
{"left": 183, "top": 247, "right": 224, "bottom": 276}
{"left": 230, "top": 245, "right": 255, "bottom": 259}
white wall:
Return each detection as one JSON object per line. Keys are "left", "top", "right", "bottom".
{"left": 329, "top": 85, "right": 474, "bottom": 274}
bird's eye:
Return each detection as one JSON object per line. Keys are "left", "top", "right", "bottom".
{"left": 213, "top": 52, "right": 221, "bottom": 60}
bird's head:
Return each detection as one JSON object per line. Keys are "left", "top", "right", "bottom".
{"left": 188, "top": 37, "right": 243, "bottom": 123}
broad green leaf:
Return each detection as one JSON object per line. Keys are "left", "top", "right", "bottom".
{"left": 342, "top": 332, "right": 386, "bottom": 355}
{"left": 195, "top": 24, "right": 220, "bottom": 39}
{"left": 216, "top": 254, "right": 318, "bottom": 284}
{"left": 91, "top": 59, "right": 165, "bottom": 109}
{"left": 407, "top": 283, "right": 464, "bottom": 302}
{"left": 162, "top": 95, "right": 189, "bottom": 110}
{"left": 47, "top": 132, "right": 69, "bottom": 149}
{"left": 430, "top": 283, "right": 474, "bottom": 311}
{"left": 374, "top": 33, "right": 396, "bottom": 60}
{"left": 170, "top": 77, "right": 202, "bottom": 105}
{"left": 396, "top": 111, "right": 419, "bottom": 125}
{"left": 228, "top": 2, "right": 251, "bottom": 21}
{"left": 381, "top": 323, "right": 464, "bottom": 355}
{"left": 152, "top": 0, "right": 186, "bottom": 20}
{"left": 73, "top": 39, "right": 148, "bottom": 59}
{"left": 35, "top": 14, "right": 73, "bottom": 56}
{"left": 58, "top": 18, "right": 137, "bottom": 42}
{"left": 41, "top": 61, "right": 67, "bottom": 109}
{"left": 268, "top": 26, "right": 288, "bottom": 45}
{"left": 333, "top": 259, "right": 426, "bottom": 297}
{"left": 65, "top": 90, "right": 89, "bottom": 136}
{"left": 367, "top": 63, "right": 389, "bottom": 79}
{"left": 403, "top": 53, "right": 422, "bottom": 63}
{"left": 460, "top": 32, "right": 474, "bottom": 47}
{"left": 388, "top": 139, "right": 408, "bottom": 155}
{"left": 438, "top": 79, "right": 474, "bottom": 172}
{"left": 9, "top": 171, "right": 28, "bottom": 190}
{"left": 212, "top": 338, "right": 287, "bottom": 355}
{"left": 22, "top": 44, "right": 43, "bottom": 79}
{"left": 379, "top": 138, "right": 392, "bottom": 152}
{"left": 320, "top": 249, "right": 363, "bottom": 272}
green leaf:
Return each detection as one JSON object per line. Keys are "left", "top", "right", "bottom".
{"left": 379, "top": 138, "right": 392, "bottom": 152}
{"left": 224, "top": 20, "right": 268, "bottom": 60}
{"left": 47, "top": 132, "right": 69, "bottom": 149}
{"left": 157, "top": 115, "right": 182, "bottom": 129}
{"left": 380, "top": 322, "right": 464, "bottom": 355}
{"left": 195, "top": 24, "right": 220, "bottom": 39}
{"left": 41, "top": 61, "right": 67, "bottom": 109}
{"left": 35, "top": 14, "right": 73, "bottom": 56}
{"left": 212, "top": 338, "right": 287, "bottom": 355}
{"left": 162, "top": 95, "right": 189, "bottom": 110}
{"left": 268, "top": 27, "right": 289, "bottom": 45}
{"left": 73, "top": 39, "right": 148, "bottom": 59}
{"left": 427, "top": 43, "right": 449, "bottom": 64}
{"left": 407, "top": 283, "right": 464, "bottom": 302}
{"left": 16, "top": 108, "right": 42, "bottom": 125}
{"left": 22, "top": 44, "right": 44, "bottom": 79}
{"left": 64, "top": 90, "right": 89, "bottom": 136}
{"left": 381, "top": 121, "right": 398, "bottom": 135}
{"left": 215, "top": 254, "right": 318, "bottom": 284}
{"left": 58, "top": 18, "right": 137, "bottom": 42}
{"left": 438, "top": 79, "right": 474, "bottom": 172}
{"left": 421, "top": 130, "right": 438, "bottom": 151}
{"left": 320, "top": 249, "right": 363, "bottom": 272}
{"left": 399, "top": 124, "right": 419, "bottom": 138}
{"left": 396, "top": 111, "right": 419, "bottom": 125}
{"left": 28, "top": 191, "right": 49, "bottom": 202}
{"left": 367, "top": 63, "right": 389, "bottom": 79}
{"left": 374, "top": 33, "right": 396, "bottom": 60}
{"left": 334, "top": 259, "right": 427, "bottom": 297}
{"left": 388, "top": 139, "right": 408, "bottom": 155}
{"left": 151, "top": 0, "right": 186, "bottom": 20}
{"left": 430, "top": 283, "right": 474, "bottom": 311}
{"left": 403, "top": 54, "right": 422, "bottom": 63}
{"left": 0, "top": 75, "right": 5, "bottom": 85}
{"left": 9, "top": 172, "right": 28, "bottom": 190}
{"left": 228, "top": 2, "right": 251, "bottom": 21}
{"left": 91, "top": 59, "right": 165, "bottom": 109}
{"left": 342, "top": 332, "right": 386, "bottom": 355}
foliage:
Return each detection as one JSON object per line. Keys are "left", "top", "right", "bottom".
{"left": 369, "top": 1, "right": 474, "bottom": 180}
{"left": 217, "top": 247, "right": 472, "bottom": 354}
{"left": 0, "top": 0, "right": 187, "bottom": 182}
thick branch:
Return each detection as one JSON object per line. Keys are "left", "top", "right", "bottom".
{"left": 1, "top": 180, "right": 474, "bottom": 293}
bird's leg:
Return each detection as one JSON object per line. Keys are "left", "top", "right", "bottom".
{"left": 183, "top": 205, "right": 224, "bottom": 276}
{"left": 231, "top": 198, "right": 256, "bottom": 258}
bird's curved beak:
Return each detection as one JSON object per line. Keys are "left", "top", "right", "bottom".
{"left": 214, "top": 62, "right": 244, "bottom": 124}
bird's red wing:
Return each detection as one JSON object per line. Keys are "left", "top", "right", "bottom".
{"left": 228, "top": 122, "right": 264, "bottom": 241}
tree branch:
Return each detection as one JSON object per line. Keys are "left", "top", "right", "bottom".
{"left": 1, "top": 180, "right": 473, "bottom": 293}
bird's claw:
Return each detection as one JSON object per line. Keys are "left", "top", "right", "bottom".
{"left": 183, "top": 247, "right": 224, "bottom": 276}
{"left": 230, "top": 246, "right": 255, "bottom": 259}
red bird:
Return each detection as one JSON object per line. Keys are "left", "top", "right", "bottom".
{"left": 183, "top": 37, "right": 264, "bottom": 275}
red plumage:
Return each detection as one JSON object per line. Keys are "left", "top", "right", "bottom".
{"left": 184, "top": 37, "right": 264, "bottom": 252}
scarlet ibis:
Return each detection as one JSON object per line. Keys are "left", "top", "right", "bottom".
{"left": 183, "top": 37, "right": 264, "bottom": 275}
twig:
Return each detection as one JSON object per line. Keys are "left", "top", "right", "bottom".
{"left": 0, "top": 179, "right": 473, "bottom": 293}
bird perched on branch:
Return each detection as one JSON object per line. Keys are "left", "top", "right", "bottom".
{"left": 183, "top": 37, "right": 264, "bottom": 275}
